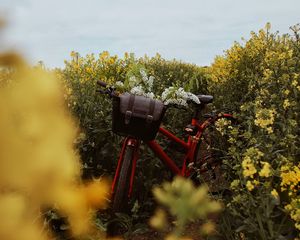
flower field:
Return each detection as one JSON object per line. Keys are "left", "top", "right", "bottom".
{"left": 0, "top": 23, "right": 299, "bottom": 239}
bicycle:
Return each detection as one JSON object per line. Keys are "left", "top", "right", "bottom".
{"left": 97, "top": 80, "right": 236, "bottom": 234}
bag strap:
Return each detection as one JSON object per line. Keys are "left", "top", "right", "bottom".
{"left": 146, "top": 99, "right": 155, "bottom": 124}
{"left": 125, "top": 94, "right": 135, "bottom": 124}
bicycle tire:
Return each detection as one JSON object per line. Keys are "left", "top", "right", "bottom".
{"left": 192, "top": 117, "right": 234, "bottom": 192}
{"left": 107, "top": 145, "right": 134, "bottom": 236}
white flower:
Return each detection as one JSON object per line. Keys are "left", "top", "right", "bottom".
{"left": 115, "top": 81, "right": 124, "bottom": 87}
{"left": 186, "top": 92, "right": 200, "bottom": 104}
{"left": 148, "top": 76, "right": 154, "bottom": 89}
{"left": 161, "top": 86, "right": 200, "bottom": 106}
{"left": 140, "top": 69, "right": 148, "bottom": 80}
{"left": 175, "top": 88, "right": 188, "bottom": 99}
{"left": 145, "top": 92, "right": 155, "bottom": 99}
{"left": 164, "top": 98, "right": 188, "bottom": 106}
{"left": 138, "top": 69, "right": 154, "bottom": 92}
{"left": 130, "top": 85, "right": 145, "bottom": 95}
{"left": 161, "top": 87, "right": 175, "bottom": 101}
{"left": 113, "top": 68, "right": 200, "bottom": 105}
{"left": 129, "top": 76, "right": 138, "bottom": 88}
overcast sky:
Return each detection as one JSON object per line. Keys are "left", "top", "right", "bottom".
{"left": 0, "top": 0, "right": 299, "bottom": 68}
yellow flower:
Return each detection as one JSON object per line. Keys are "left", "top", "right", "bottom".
{"left": 280, "top": 164, "right": 290, "bottom": 172}
{"left": 149, "top": 209, "right": 167, "bottom": 230}
{"left": 292, "top": 79, "right": 298, "bottom": 87}
{"left": 242, "top": 156, "right": 257, "bottom": 178}
{"left": 280, "top": 165, "right": 300, "bottom": 192}
{"left": 100, "top": 51, "right": 109, "bottom": 60}
{"left": 200, "top": 221, "right": 216, "bottom": 235}
{"left": 285, "top": 204, "right": 292, "bottom": 211}
{"left": 165, "top": 234, "right": 193, "bottom": 240}
{"left": 83, "top": 180, "right": 110, "bottom": 208}
{"left": 86, "top": 67, "right": 92, "bottom": 73}
{"left": 271, "top": 189, "right": 279, "bottom": 199}
{"left": 253, "top": 179, "right": 259, "bottom": 186}
{"left": 283, "top": 99, "right": 291, "bottom": 109}
{"left": 246, "top": 181, "right": 255, "bottom": 191}
{"left": 284, "top": 198, "right": 300, "bottom": 231}
{"left": 259, "top": 162, "right": 271, "bottom": 178}
{"left": 232, "top": 194, "right": 242, "bottom": 203}
{"left": 0, "top": 59, "right": 110, "bottom": 239}
{"left": 230, "top": 179, "right": 240, "bottom": 189}
{"left": 254, "top": 108, "right": 276, "bottom": 133}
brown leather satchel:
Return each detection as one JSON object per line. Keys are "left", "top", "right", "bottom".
{"left": 112, "top": 93, "right": 165, "bottom": 140}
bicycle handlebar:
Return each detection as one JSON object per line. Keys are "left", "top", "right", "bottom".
{"left": 97, "top": 80, "right": 108, "bottom": 88}
{"left": 96, "top": 80, "right": 116, "bottom": 97}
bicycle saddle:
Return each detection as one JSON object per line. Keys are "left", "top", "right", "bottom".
{"left": 197, "top": 94, "right": 213, "bottom": 104}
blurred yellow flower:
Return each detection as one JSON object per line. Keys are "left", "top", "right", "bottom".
{"left": 271, "top": 189, "right": 279, "bottom": 199}
{"left": 149, "top": 208, "right": 167, "bottom": 230}
{"left": 165, "top": 234, "right": 193, "bottom": 240}
{"left": 0, "top": 54, "right": 109, "bottom": 240}
{"left": 292, "top": 79, "right": 298, "bottom": 87}
{"left": 83, "top": 180, "right": 110, "bottom": 208}
{"left": 283, "top": 99, "right": 291, "bottom": 109}
{"left": 200, "top": 221, "right": 216, "bottom": 235}
{"left": 283, "top": 89, "right": 290, "bottom": 95}
{"left": 152, "top": 177, "right": 221, "bottom": 238}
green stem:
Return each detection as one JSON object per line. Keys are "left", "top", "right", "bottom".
{"left": 255, "top": 210, "right": 267, "bottom": 240}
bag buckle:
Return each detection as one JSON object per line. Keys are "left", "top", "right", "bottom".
{"left": 125, "top": 110, "right": 132, "bottom": 124}
{"left": 146, "top": 115, "right": 153, "bottom": 124}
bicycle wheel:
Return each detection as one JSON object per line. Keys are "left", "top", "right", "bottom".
{"left": 107, "top": 145, "right": 134, "bottom": 236}
{"left": 192, "top": 118, "right": 233, "bottom": 192}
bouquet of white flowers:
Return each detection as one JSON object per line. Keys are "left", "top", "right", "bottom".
{"left": 114, "top": 66, "right": 200, "bottom": 106}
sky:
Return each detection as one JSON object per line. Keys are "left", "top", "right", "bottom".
{"left": 0, "top": 0, "right": 299, "bottom": 68}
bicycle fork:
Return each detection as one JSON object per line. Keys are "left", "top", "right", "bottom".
{"left": 111, "top": 137, "right": 139, "bottom": 198}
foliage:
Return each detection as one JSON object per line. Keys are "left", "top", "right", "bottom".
{"left": 209, "top": 23, "right": 300, "bottom": 239}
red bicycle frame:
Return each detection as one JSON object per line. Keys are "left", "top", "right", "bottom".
{"left": 111, "top": 113, "right": 234, "bottom": 197}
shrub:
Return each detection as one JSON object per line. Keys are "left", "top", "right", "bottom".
{"left": 209, "top": 23, "right": 300, "bottom": 239}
